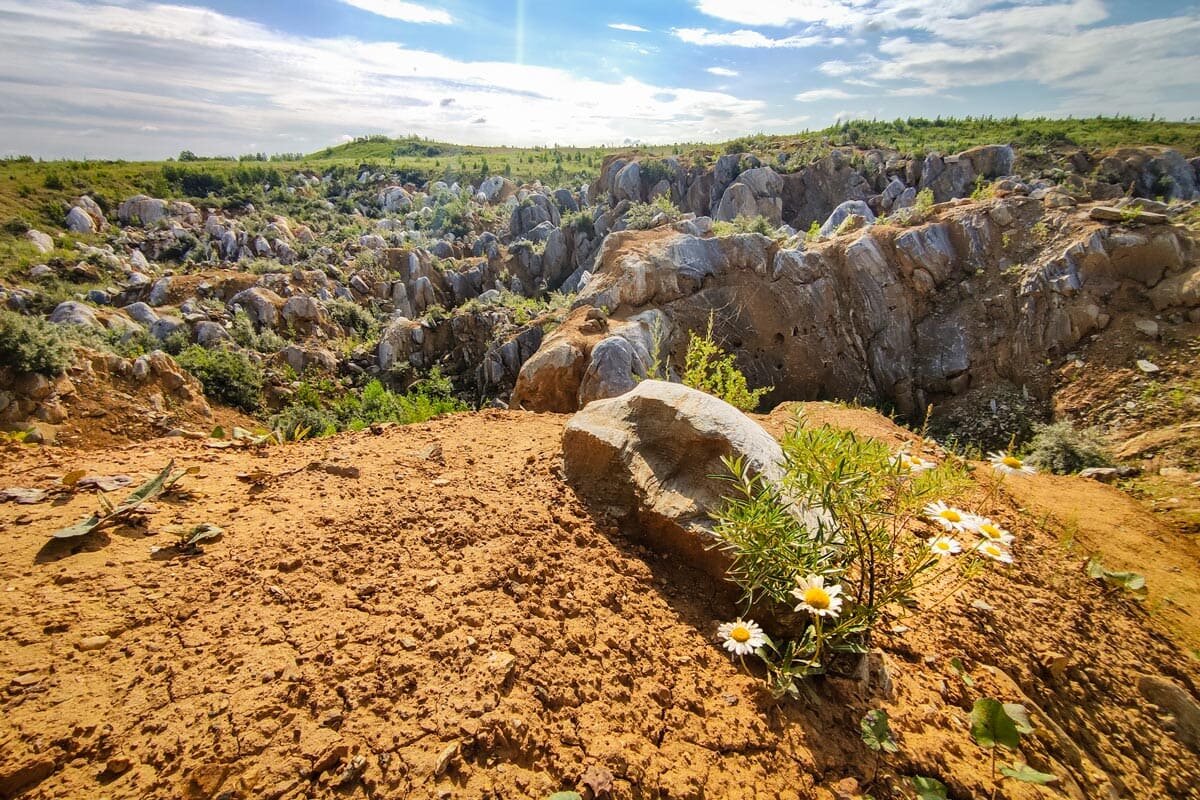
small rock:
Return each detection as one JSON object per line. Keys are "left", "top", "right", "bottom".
{"left": 1134, "top": 319, "right": 1160, "bottom": 338}
{"left": 433, "top": 741, "right": 459, "bottom": 776}
{"left": 1136, "top": 359, "right": 1161, "bottom": 374}
{"left": 76, "top": 635, "right": 111, "bottom": 652}
{"left": 1078, "top": 467, "right": 1119, "bottom": 484}
{"left": 104, "top": 756, "right": 132, "bottom": 776}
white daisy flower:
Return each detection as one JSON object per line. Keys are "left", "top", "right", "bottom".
{"left": 976, "top": 540, "right": 1014, "bottom": 564}
{"left": 971, "top": 516, "right": 1015, "bottom": 545}
{"left": 792, "top": 574, "right": 844, "bottom": 618}
{"left": 718, "top": 619, "right": 766, "bottom": 656}
{"left": 989, "top": 451, "right": 1036, "bottom": 476}
{"left": 893, "top": 451, "right": 936, "bottom": 474}
{"left": 929, "top": 536, "right": 963, "bottom": 557}
{"left": 924, "top": 501, "right": 972, "bottom": 532}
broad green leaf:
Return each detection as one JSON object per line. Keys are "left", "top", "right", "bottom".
{"left": 970, "top": 698, "right": 1020, "bottom": 750}
{"left": 547, "top": 794, "right": 582, "bottom": 800}
{"left": 1000, "top": 763, "right": 1057, "bottom": 784}
{"left": 1003, "top": 703, "right": 1034, "bottom": 734}
{"left": 911, "top": 776, "right": 949, "bottom": 800}
{"left": 52, "top": 513, "right": 102, "bottom": 539}
{"left": 949, "top": 657, "right": 975, "bottom": 687}
{"left": 1086, "top": 558, "right": 1147, "bottom": 594}
{"left": 210, "top": 426, "right": 225, "bottom": 439}
{"left": 860, "top": 709, "right": 899, "bottom": 754}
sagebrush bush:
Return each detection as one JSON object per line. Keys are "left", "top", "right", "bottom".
{"left": 1024, "top": 421, "right": 1112, "bottom": 474}
{"left": 0, "top": 310, "right": 73, "bottom": 375}
{"left": 175, "top": 345, "right": 264, "bottom": 412}
{"left": 682, "top": 316, "right": 771, "bottom": 412}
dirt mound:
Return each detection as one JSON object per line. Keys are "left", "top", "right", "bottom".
{"left": 1, "top": 409, "right": 1198, "bottom": 799}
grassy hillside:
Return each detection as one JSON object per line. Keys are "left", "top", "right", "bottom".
{"left": 1, "top": 117, "right": 1196, "bottom": 241}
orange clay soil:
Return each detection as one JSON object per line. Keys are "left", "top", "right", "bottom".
{"left": 1, "top": 407, "right": 1199, "bottom": 800}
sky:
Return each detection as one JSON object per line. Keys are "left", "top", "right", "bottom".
{"left": 0, "top": 0, "right": 1197, "bottom": 159}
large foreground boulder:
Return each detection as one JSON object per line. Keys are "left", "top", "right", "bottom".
{"left": 562, "top": 381, "right": 821, "bottom": 583}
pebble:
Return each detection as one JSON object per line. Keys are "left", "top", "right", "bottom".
{"left": 76, "top": 635, "right": 111, "bottom": 652}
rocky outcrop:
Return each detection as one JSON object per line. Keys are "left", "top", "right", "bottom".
{"left": 514, "top": 198, "right": 1198, "bottom": 419}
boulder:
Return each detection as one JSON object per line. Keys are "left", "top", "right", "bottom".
{"left": 49, "top": 301, "right": 100, "bottom": 328}
{"left": 820, "top": 200, "right": 876, "bottom": 237}
{"left": 24, "top": 230, "right": 53, "bottom": 254}
{"left": 65, "top": 206, "right": 96, "bottom": 234}
{"left": 117, "top": 195, "right": 169, "bottom": 227}
{"left": 229, "top": 287, "right": 284, "bottom": 329}
{"left": 562, "top": 381, "right": 821, "bottom": 583}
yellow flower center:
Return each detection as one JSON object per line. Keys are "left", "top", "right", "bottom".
{"left": 980, "top": 523, "right": 1001, "bottom": 538}
{"left": 803, "top": 587, "right": 831, "bottom": 610}
{"left": 731, "top": 626, "right": 751, "bottom": 643}
{"left": 935, "top": 540, "right": 952, "bottom": 551}
{"left": 939, "top": 509, "right": 962, "bottom": 523}
{"left": 1002, "top": 456, "right": 1023, "bottom": 469}
{"left": 983, "top": 545, "right": 1001, "bottom": 557}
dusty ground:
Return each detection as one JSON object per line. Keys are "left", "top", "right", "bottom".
{"left": 2, "top": 407, "right": 1199, "bottom": 800}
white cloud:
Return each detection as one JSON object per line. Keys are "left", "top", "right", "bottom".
{"left": 0, "top": 0, "right": 776, "bottom": 158}
{"left": 608, "top": 23, "right": 649, "bottom": 32}
{"left": 795, "top": 88, "right": 856, "bottom": 101}
{"left": 694, "top": 0, "right": 871, "bottom": 27}
{"left": 674, "top": 27, "right": 841, "bottom": 48}
{"left": 706, "top": 67, "right": 739, "bottom": 77}
{"left": 337, "top": 0, "right": 453, "bottom": 24}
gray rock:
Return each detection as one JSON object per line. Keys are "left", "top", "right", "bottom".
{"left": 229, "top": 287, "right": 284, "bottom": 329}
{"left": 148, "top": 277, "right": 172, "bottom": 307}
{"left": 149, "top": 316, "right": 186, "bottom": 341}
{"left": 193, "top": 320, "right": 231, "bottom": 347}
{"left": 49, "top": 301, "right": 100, "bottom": 328}
{"left": 122, "top": 302, "right": 158, "bottom": 325}
{"left": 613, "top": 161, "right": 642, "bottom": 203}
{"left": 25, "top": 230, "right": 53, "bottom": 254}
{"left": 820, "top": 200, "right": 876, "bottom": 237}
{"left": 1079, "top": 467, "right": 1119, "bottom": 484}
{"left": 578, "top": 337, "right": 640, "bottom": 406}
{"left": 117, "top": 195, "right": 169, "bottom": 227}
{"left": 562, "top": 381, "right": 823, "bottom": 584}
{"left": 65, "top": 206, "right": 96, "bottom": 234}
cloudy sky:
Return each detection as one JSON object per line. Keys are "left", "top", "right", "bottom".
{"left": 1, "top": 0, "right": 1197, "bottom": 159}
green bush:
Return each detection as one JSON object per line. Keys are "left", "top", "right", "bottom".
{"left": 326, "top": 298, "right": 378, "bottom": 338}
{"left": 713, "top": 422, "right": 974, "bottom": 698}
{"left": 1024, "top": 421, "right": 1112, "bottom": 474}
{"left": 0, "top": 310, "right": 73, "bottom": 375}
{"left": 682, "top": 316, "right": 771, "bottom": 412}
{"left": 624, "top": 196, "right": 680, "bottom": 230}
{"left": 175, "top": 345, "right": 264, "bottom": 412}
{"left": 272, "top": 373, "right": 466, "bottom": 440}
{"left": 711, "top": 214, "right": 780, "bottom": 238}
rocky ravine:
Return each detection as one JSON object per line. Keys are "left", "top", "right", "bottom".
{"left": 512, "top": 197, "right": 1198, "bottom": 431}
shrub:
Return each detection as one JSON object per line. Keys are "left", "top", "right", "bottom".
{"left": 1024, "top": 421, "right": 1112, "bottom": 474}
{"left": 272, "top": 373, "right": 465, "bottom": 440}
{"left": 175, "top": 345, "right": 264, "bottom": 412}
{"left": 326, "top": 298, "right": 378, "bottom": 338}
{"left": 682, "top": 316, "right": 771, "bottom": 412}
{"left": 0, "top": 310, "right": 73, "bottom": 375}
{"left": 624, "top": 196, "right": 680, "bottom": 230}
{"left": 711, "top": 215, "right": 780, "bottom": 238}
{"left": 713, "top": 423, "right": 974, "bottom": 698}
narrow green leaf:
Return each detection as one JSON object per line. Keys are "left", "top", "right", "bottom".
{"left": 949, "top": 657, "right": 975, "bottom": 687}
{"left": 52, "top": 513, "right": 102, "bottom": 539}
{"left": 911, "top": 776, "right": 949, "bottom": 800}
{"left": 1000, "top": 763, "right": 1057, "bottom": 784}
{"left": 970, "top": 698, "right": 1021, "bottom": 750}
